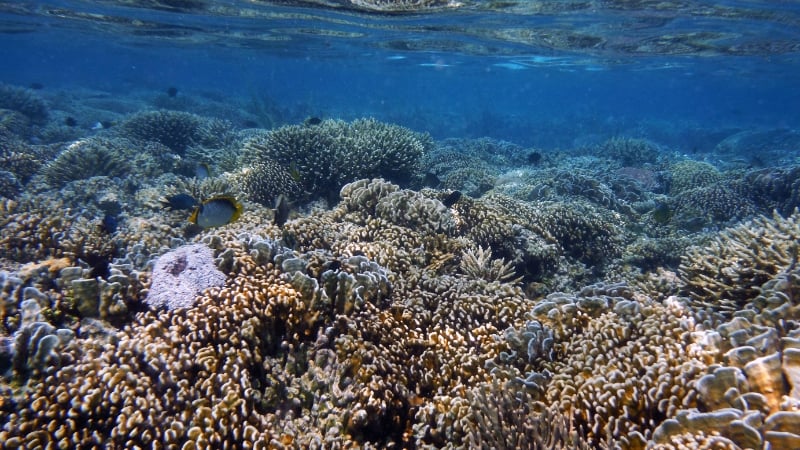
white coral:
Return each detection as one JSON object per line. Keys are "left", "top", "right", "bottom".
{"left": 459, "top": 246, "right": 520, "bottom": 283}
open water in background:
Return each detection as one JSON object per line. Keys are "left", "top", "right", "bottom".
{"left": 1, "top": 0, "right": 799, "bottom": 149}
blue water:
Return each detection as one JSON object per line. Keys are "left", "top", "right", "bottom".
{"left": 2, "top": 0, "right": 800, "bottom": 148}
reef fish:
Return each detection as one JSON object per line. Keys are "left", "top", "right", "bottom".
{"left": 442, "top": 191, "right": 462, "bottom": 207}
{"left": 273, "top": 195, "right": 291, "bottom": 228}
{"left": 100, "top": 214, "right": 118, "bottom": 234}
{"left": 163, "top": 193, "right": 199, "bottom": 210}
{"left": 189, "top": 196, "right": 243, "bottom": 228}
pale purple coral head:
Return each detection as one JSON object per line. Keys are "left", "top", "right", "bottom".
{"left": 145, "top": 244, "right": 226, "bottom": 311}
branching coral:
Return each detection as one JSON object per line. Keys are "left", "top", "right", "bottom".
{"left": 0, "top": 136, "right": 44, "bottom": 185}
{"left": 459, "top": 245, "right": 520, "bottom": 283}
{"left": 119, "top": 109, "right": 220, "bottom": 155}
{"left": 668, "top": 160, "right": 723, "bottom": 195}
{"left": 231, "top": 160, "right": 303, "bottom": 207}
{"left": 42, "top": 137, "right": 134, "bottom": 187}
{"left": 0, "top": 83, "right": 48, "bottom": 125}
{"left": 597, "top": 136, "right": 660, "bottom": 166}
{"left": 679, "top": 210, "right": 800, "bottom": 318}
{"left": 241, "top": 118, "right": 432, "bottom": 201}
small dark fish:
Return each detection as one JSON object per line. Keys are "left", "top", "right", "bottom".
{"left": 652, "top": 202, "right": 672, "bottom": 224}
{"left": 100, "top": 214, "right": 118, "bottom": 234}
{"left": 189, "top": 196, "right": 243, "bottom": 228}
{"left": 195, "top": 162, "right": 211, "bottom": 180}
{"left": 273, "top": 194, "right": 291, "bottom": 228}
{"left": 64, "top": 117, "right": 78, "bottom": 127}
{"left": 242, "top": 119, "right": 259, "bottom": 128}
{"left": 167, "top": 86, "right": 178, "bottom": 97}
{"left": 526, "top": 151, "right": 542, "bottom": 165}
{"left": 304, "top": 116, "right": 322, "bottom": 126}
{"left": 29, "top": 82, "right": 44, "bottom": 90}
{"left": 442, "top": 191, "right": 462, "bottom": 208}
{"left": 163, "top": 193, "right": 198, "bottom": 211}
{"left": 85, "top": 252, "right": 111, "bottom": 280}
{"left": 423, "top": 172, "right": 441, "bottom": 188}
{"left": 100, "top": 120, "right": 114, "bottom": 129}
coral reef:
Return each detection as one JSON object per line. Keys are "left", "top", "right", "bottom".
{"left": 0, "top": 83, "right": 48, "bottom": 125}
{"left": 1, "top": 82, "right": 799, "bottom": 450}
{"left": 119, "top": 110, "right": 234, "bottom": 155}
{"left": 42, "top": 137, "right": 135, "bottom": 187}
{"left": 597, "top": 136, "right": 661, "bottom": 166}
{"left": 241, "top": 118, "right": 432, "bottom": 201}
{"left": 668, "top": 160, "right": 723, "bottom": 195}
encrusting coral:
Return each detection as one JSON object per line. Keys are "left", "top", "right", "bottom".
{"left": 144, "top": 244, "right": 227, "bottom": 311}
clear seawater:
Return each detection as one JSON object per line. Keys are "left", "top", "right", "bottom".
{"left": 2, "top": 0, "right": 799, "bottom": 149}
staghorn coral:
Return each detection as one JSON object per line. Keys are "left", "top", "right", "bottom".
{"left": 679, "top": 210, "right": 800, "bottom": 318}
{"left": 119, "top": 109, "right": 226, "bottom": 155}
{"left": 231, "top": 160, "right": 303, "bottom": 207}
{"left": 0, "top": 83, "right": 48, "bottom": 125}
{"left": 668, "top": 160, "right": 723, "bottom": 195}
{"left": 597, "top": 136, "right": 660, "bottom": 166}
{"left": 241, "top": 118, "right": 432, "bottom": 201}
{"left": 42, "top": 137, "right": 134, "bottom": 187}
{"left": 671, "top": 182, "right": 759, "bottom": 229}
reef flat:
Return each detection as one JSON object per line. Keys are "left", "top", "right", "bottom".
{"left": 1, "top": 82, "right": 800, "bottom": 448}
